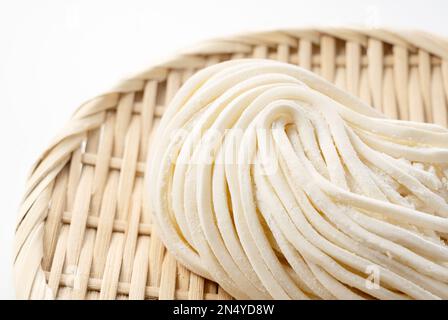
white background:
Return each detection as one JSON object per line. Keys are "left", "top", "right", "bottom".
{"left": 0, "top": 0, "right": 447, "bottom": 299}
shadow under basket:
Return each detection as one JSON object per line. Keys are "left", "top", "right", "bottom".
{"left": 14, "top": 28, "right": 448, "bottom": 300}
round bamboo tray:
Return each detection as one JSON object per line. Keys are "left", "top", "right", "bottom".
{"left": 14, "top": 28, "right": 448, "bottom": 300}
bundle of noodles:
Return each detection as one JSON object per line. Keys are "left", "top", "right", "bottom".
{"left": 148, "top": 59, "right": 448, "bottom": 300}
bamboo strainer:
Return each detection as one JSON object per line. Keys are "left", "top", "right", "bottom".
{"left": 14, "top": 28, "right": 448, "bottom": 300}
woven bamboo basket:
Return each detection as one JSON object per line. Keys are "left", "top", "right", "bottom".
{"left": 14, "top": 28, "right": 448, "bottom": 300}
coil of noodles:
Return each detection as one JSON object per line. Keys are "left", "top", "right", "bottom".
{"left": 148, "top": 59, "right": 448, "bottom": 300}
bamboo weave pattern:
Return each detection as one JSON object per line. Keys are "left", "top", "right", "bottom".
{"left": 14, "top": 28, "right": 448, "bottom": 299}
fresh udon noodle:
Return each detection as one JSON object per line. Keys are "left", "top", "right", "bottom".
{"left": 148, "top": 59, "right": 448, "bottom": 300}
